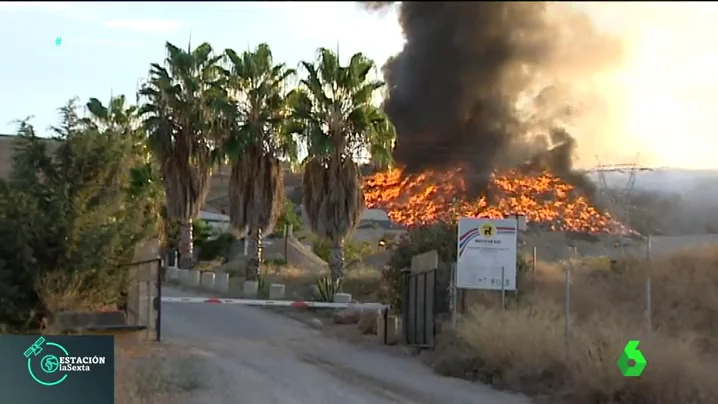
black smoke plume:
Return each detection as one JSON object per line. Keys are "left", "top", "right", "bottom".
{"left": 363, "top": 2, "right": 623, "bottom": 194}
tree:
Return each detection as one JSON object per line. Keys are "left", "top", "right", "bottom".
{"left": 0, "top": 100, "right": 158, "bottom": 329}
{"left": 138, "top": 41, "right": 234, "bottom": 269}
{"left": 288, "top": 48, "right": 396, "bottom": 280}
{"left": 274, "top": 199, "right": 303, "bottom": 237}
{"left": 222, "top": 44, "right": 297, "bottom": 280}
{"left": 82, "top": 95, "right": 165, "bottom": 242}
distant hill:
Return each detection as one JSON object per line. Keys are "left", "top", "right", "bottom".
{"left": 2, "top": 133, "right": 716, "bottom": 233}
{"left": 0, "top": 133, "right": 297, "bottom": 214}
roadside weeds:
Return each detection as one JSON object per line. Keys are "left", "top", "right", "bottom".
{"left": 116, "top": 342, "right": 209, "bottom": 404}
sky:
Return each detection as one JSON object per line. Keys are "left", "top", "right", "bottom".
{"left": 1, "top": 2, "right": 718, "bottom": 169}
{"left": 0, "top": 2, "right": 403, "bottom": 133}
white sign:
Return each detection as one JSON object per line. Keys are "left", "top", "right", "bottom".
{"left": 456, "top": 217, "right": 518, "bottom": 290}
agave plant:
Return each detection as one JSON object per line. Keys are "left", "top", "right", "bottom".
{"left": 311, "top": 275, "right": 344, "bottom": 302}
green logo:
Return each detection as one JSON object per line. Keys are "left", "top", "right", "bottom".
{"left": 40, "top": 355, "right": 60, "bottom": 373}
{"left": 617, "top": 340, "right": 647, "bottom": 377}
{"left": 23, "top": 337, "right": 69, "bottom": 386}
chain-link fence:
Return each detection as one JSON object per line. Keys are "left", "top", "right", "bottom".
{"left": 446, "top": 233, "right": 718, "bottom": 355}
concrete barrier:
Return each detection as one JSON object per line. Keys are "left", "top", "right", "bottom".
{"left": 200, "top": 272, "right": 215, "bottom": 290}
{"left": 215, "top": 272, "right": 229, "bottom": 293}
{"left": 334, "top": 293, "right": 352, "bottom": 304}
{"left": 186, "top": 270, "right": 201, "bottom": 287}
{"left": 166, "top": 267, "right": 179, "bottom": 280}
{"left": 177, "top": 269, "right": 189, "bottom": 284}
{"left": 269, "top": 283, "right": 286, "bottom": 300}
{"left": 377, "top": 312, "right": 402, "bottom": 345}
{"left": 243, "top": 280, "right": 259, "bottom": 298}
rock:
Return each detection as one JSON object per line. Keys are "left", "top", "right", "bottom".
{"left": 309, "top": 318, "right": 324, "bottom": 330}
{"left": 333, "top": 309, "right": 360, "bottom": 325}
{"left": 357, "top": 309, "right": 379, "bottom": 335}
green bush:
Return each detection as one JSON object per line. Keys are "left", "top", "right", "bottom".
{"left": 273, "top": 200, "right": 303, "bottom": 237}
{"left": 0, "top": 101, "right": 160, "bottom": 330}
{"left": 197, "top": 233, "right": 236, "bottom": 261}
{"left": 312, "top": 238, "right": 375, "bottom": 263}
{"left": 265, "top": 258, "right": 287, "bottom": 266}
{"left": 192, "top": 219, "right": 213, "bottom": 247}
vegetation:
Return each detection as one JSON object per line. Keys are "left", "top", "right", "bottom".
{"left": 222, "top": 43, "right": 298, "bottom": 280}
{"left": 6, "top": 33, "right": 717, "bottom": 404}
{"left": 311, "top": 276, "right": 344, "bottom": 302}
{"left": 196, "top": 232, "right": 236, "bottom": 262}
{"left": 273, "top": 199, "right": 303, "bottom": 237}
{"left": 192, "top": 219, "right": 213, "bottom": 247}
{"left": 138, "top": 42, "right": 233, "bottom": 269}
{"left": 312, "top": 237, "right": 375, "bottom": 265}
{"left": 0, "top": 100, "right": 160, "bottom": 330}
{"left": 385, "top": 222, "right": 718, "bottom": 404}
{"left": 288, "top": 48, "right": 396, "bottom": 281}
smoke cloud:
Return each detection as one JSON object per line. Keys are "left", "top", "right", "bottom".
{"left": 363, "top": 2, "right": 624, "bottom": 193}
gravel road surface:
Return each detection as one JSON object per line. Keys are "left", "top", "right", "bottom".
{"left": 161, "top": 286, "right": 532, "bottom": 404}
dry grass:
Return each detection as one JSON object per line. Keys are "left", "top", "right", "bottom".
{"left": 1, "top": 270, "right": 208, "bottom": 404}
{"left": 206, "top": 259, "right": 386, "bottom": 302}
{"left": 115, "top": 342, "right": 208, "bottom": 404}
{"left": 431, "top": 246, "right": 718, "bottom": 404}
{"left": 35, "top": 270, "right": 122, "bottom": 313}
{"left": 260, "top": 262, "right": 385, "bottom": 302}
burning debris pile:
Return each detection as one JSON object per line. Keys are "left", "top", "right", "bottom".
{"left": 363, "top": 167, "right": 622, "bottom": 234}
{"left": 359, "top": 3, "right": 629, "bottom": 234}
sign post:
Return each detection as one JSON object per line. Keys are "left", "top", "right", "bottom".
{"left": 456, "top": 217, "right": 518, "bottom": 292}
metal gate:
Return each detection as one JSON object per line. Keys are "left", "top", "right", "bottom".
{"left": 402, "top": 250, "right": 438, "bottom": 349}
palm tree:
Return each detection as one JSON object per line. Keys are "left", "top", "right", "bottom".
{"left": 138, "top": 41, "right": 234, "bottom": 269}
{"left": 222, "top": 44, "right": 297, "bottom": 281}
{"left": 288, "top": 48, "right": 396, "bottom": 280}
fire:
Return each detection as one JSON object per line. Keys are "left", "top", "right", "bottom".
{"left": 363, "top": 167, "right": 623, "bottom": 234}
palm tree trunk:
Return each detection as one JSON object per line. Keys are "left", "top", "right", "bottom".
{"left": 178, "top": 219, "right": 194, "bottom": 269}
{"left": 245, "top": 228, "right": 264, "bottom": 281}
{"left": 328, "top": 238, "right": 345, "bottom": 281}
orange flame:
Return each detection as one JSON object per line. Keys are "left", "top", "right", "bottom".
{"left": 363, "top": 167, "right": 624, "bottom": 234}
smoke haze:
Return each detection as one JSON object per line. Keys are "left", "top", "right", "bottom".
{"left": 363, "top": 2, "right": 625, "bottom": 191}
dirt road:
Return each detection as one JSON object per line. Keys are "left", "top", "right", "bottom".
{"left": 161, "top": 286, "right": 531, "bottom": 404}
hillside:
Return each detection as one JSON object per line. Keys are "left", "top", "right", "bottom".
{"left": 0, "top": 134, "right": 299, "bottom": 214}
{"left": 3, "top": 133, "right": 717, "bottom": 236}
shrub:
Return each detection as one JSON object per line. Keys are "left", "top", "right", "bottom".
{"left": 430, "top": 247, "right": 718, "bottom": 404}
{"left": 312, "top": 237, "right": 375, "bottom": 263}
{"left": 0, "top": 103, "right": 159, "bottom": 330}
{"left": 192, "top": 219, "right": 213, "bottom": 247}
{"left": 273, "top": 199, "right": 303, "bottom": 237}
{"left": 197, "top": 233, "right": 236, "bottom": 261}
{"left": 311, "top": 276, "right": 343, "bottom": 302}
{"left": 385, "top": 223, "right": 457, "bottom": 312}
{"left": 265, "top": 258, "right": 287, "bottom": 266}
